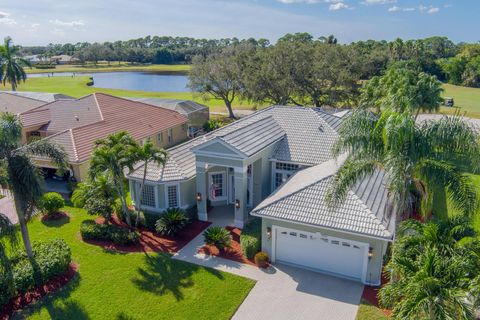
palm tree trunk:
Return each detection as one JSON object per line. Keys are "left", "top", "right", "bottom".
{"left": 13, "top": 197, "right": 33, "bottom": 258}
{"left": 114, "top": 177, "right": 131, "bottom": 226}
{"left": 135, "top": 165, "right": 148, "bottom": 227}
{"left": 11, "top": 82, "right": 16, "bottom": 92}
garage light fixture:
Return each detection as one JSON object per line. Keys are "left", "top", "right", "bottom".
{"left": 196, "top": 192, "right": 202, "bottom": 202}
{"left": 266, "top": 227, "right": 272, "bottom": 239}
{"left": 235, "top": 199, "right": 240, "bottom": 209}
{"left": 368, "top": 247, "right": 373, "bottom": 260}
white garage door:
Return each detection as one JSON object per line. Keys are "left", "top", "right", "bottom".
{"left": 274, "top": 226, "right": 368, "bottom": 282}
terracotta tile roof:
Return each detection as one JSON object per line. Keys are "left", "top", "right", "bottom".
{"left": 42, "top": 93, "right": 188, "bottom": 163}
{"left": 19, "top": 109, "right": 51, "bottom": 128}
{"left": 0, "top": 92, "right": 46, "bottom": 114}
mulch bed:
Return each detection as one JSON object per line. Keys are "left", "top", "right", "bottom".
{"left": 40, "top": 211, "right": 69, "bottom": 222}
{"left": 361, "top": 272, "right": 392, "bottom": 317}
{"left": 198, "top": 226, "right": 256, "bottom": 266}
{"left": 0, "top": 263, "right": 78, "bottom": 320}
{"left": 83, "top": 215, "right": 211, "bottom": 254}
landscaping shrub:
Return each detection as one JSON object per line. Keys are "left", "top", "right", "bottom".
{"left": 203, "top": 119, "right": 223, "bottom": 132}
{"left": 203, "top": 226, "right": 232, "bottom": 250}
{"left": 39, "top": 192, "right": 65, "bottom": 215}
{"left": 142, "top": 211, "right": 159, "bottom": 231}
{"left": 0, "top": 239, "right": 72, "bottom": 307}
{"left": 155, "top": 208, "right": 189, "bottom": 236}
{"left": 84, "top": 197, "right": 115, "bottom": 221}
{"left": 240, "top": 218, "right": 261, "bottom": 260}
{"left": 80, "top": 220, "right": 140, "bottom": 245}
{"left": 254, "top": 251, "right": 269, "bottom": 268}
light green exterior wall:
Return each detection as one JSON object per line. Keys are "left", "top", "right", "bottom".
{"left": 260, "top": 218, "right": 389, "bottom": 286}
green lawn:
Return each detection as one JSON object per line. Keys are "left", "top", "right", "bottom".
{"left": 356, "top": 300, "right": 389, "bottom": 320}
{"left": 26, "top": 63, "right": 190, "bottom": 74}
{"left": 11, "top": 76, "right": 259, "bottom": 113}
{"left": 441, "top": 84, "right": 480, "bottom": 119}
{"left": 10, "top": 207, "right": 255, "bottom": 320}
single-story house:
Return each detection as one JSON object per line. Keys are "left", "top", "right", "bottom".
{"left": 126, "top": 98, "right": 209, "bottom": 134}
{"left": 1, "top": 91, "right": 75, "bottom": 103}
{"left": 50, "top": 55, "right": 79, "bottom": 65}
{"left": 126, "top": 105, "right": 395, "bottom": 285}
{"left": 22, "top": 93, "right": 189, "bottom": 181}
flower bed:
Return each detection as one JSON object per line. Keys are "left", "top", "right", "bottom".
{"left": 198, "top": 227, "right": 256, "bottom": 266}
{"left": 0, "top": 263, "right": 78, "bottom": 319}
{"left": 82, "top": 214, "right": 211, "bottom": 253}
{"left": 40, "top": 211, "right": 70, "bottom": 222}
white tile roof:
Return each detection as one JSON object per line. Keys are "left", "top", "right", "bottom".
{"left": 127, "top": 106, "right": 342, "bottom": 182}
{"left": 251, "top": 157, "right": 395, "bottom": 240}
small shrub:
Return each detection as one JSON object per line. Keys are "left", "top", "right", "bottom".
{"left": 84, "top": 197, "right": 114, "bottom": 221}
{"left": 39, "top": 192, "right": 65, "bottom": 215}
{"left": 203, "top": 226, "right": 232, "bottom": 251}
{"left": 203, "top": 119, "right": 223, "bottom": 132}
{"left": 71, "top": 187, "right": 86, "bottom": 208}
{"left": 254, "top": 251, "right": 269, "bottom": 268}
{"left": 155, "top": 208, "right": 189, "bottom": 236}
{"left": 143, "top": 211, "right": 160, "bottom": 231}
{"left": 80, "top": 220, "right": 140, "bottom": 246}
{"left": 240, "top": 218, "right": 261, "bottom": 260}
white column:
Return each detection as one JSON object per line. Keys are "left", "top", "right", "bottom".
{"left": 196, "top": 164, "right": 208, "bottom": 221}
{"left": 234, "top": 166, "right": 248, "bottom": 228}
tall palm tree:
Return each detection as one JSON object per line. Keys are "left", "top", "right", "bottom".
{"left": 379, "top": 218, "right": 478, "bottom": 319}
{"left": 132, "top": 139, "right": 167, "bottom": 227}
{"left": 89, "top": 131, "right": 138, "bottom": 226}
{"left": 0, "top": 113, "right": 67, "bottom": 258}
{"left": 0, "top": 37, "right": 31, "bottom": 91}
{"left": 326, "top": 109, "right": 480, "bottom": 218}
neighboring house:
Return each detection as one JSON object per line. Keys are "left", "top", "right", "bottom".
{"left": 127, "top": 98, "right": 209, "bottom": 134}
{"left": 1, "top": 91, "right": 75, "bottom": 103}
{"left": 50, "top": 55, "right": 79, "bottom": 64}
{"left": 23, "top": 93, "right": 189, "bottom": 181}
{"left": 126, "top": 105, "right": 395, "bottom": 286}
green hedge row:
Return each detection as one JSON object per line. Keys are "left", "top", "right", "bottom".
{"left": 80, "top": 220, "right": 140, "bottom": 245}
{"left": 240, "top": 218, "right": 262, "bottom": 260}
{"left": 0, "top": 239, "right": 72, "bottom": 307}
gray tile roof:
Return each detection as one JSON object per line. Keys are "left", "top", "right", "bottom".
{"left": 219, "top": 116, "right": 285, "bottom": 157}
{"left": 128, "top": 106, "right": 342, "bottom": 182}
{"left": 126, "top": 97, "right": 208, "bottom": 116}
{"left": 0, "top": 91, "right": 74, "bottom": 103}
{"left": 251, "top": 157, "right": 395, "bottom": 240}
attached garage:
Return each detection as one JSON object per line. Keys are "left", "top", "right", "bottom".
{"left": 273, "top": 226, "right": 369, "bottom": 282}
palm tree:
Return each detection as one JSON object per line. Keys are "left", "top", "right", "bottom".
{"left": 132, "top": 139, "right": 167, "bottom": 227}
{"left": 326, "top": 109, "right": 480, "bottom": 219}
{"left": 71, "top": 174, "right": 117, "bottom": 208}
{"left": 0, "top": 37, "right": 31, "bottom": 91}
{"left": 0, "top": 113, "right": 67, "bottom": 258}
{"left": 89, "top": 131, "right": 138, "bottom": 226}
{"left": 379, "top": 218, "right": 478, "bottom": 319}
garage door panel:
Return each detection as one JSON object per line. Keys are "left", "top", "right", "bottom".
{"left": 275, "top": 227, "right": 367, "bottom": 281}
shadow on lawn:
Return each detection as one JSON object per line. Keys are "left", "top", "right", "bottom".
{"left": 15, "top": 274, "right": 89, "bottom": 320}
{"left": 132, "top": 253, "right": 224, "bottom": 301}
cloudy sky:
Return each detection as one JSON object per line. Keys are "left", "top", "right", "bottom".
{"left": 0, "top": 0, "right": 477, "bottom": 45}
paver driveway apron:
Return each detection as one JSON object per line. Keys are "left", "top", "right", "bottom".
{"left": 173, "top": 229, "right": 363, "bottom": 320}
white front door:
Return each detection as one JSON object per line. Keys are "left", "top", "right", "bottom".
{"left": 273, "top": 226, "right": 368, "bottom": 282}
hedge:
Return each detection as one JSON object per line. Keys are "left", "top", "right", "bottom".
{"left": 0, "top": 239, "right": 72, "bottom": 307}
{"left": 240, "top": 218, "right": 262, "bottom": 260}
{"left": 80, "top": 220, "right": 140, "bottom": 245}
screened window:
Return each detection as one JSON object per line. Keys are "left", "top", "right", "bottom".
{"left": 141, "top": 185, "right": 156, "bottom": 207}
{"left": 167, "top": 185, "right": 179, "bottom": 208}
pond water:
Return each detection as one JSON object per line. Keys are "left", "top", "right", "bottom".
{"left": 28, "top": 71, "right": 189, "bottom": 92}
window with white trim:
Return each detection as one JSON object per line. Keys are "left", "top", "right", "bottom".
{"left": 167, "top": 128, "right": 173, "bottom": 144}
{"left": 210, "top": 173, "right": 225, "bottom": 198}
{"left": 141, "top": 185, "right": 156, "bottom": 207}
{"left": 273, "top": 162, "right": 301, "bottom": 189}
{"left": 167, "top": 185, "right": 179, "bottom": 208}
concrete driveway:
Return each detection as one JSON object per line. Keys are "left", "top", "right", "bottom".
{"left": 174, "top": 229, "right": 363, "bottom": 320}
{"left": 232, "top": 263, "right": 363, "bottom": 320}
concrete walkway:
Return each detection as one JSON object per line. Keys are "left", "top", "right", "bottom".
{"left": 173, "top": 217, "right": 363, "bottom": 320}
{"left": 0, "top": 193, "right": 17, "bottom": 224}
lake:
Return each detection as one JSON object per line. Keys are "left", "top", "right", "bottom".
{"left": 28, "top": 72, "right": 190, "bottom": 92}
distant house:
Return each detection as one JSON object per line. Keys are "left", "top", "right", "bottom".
{"left": 21, "top": 93, "right": 189, "bottom": 181}
{"left": 126, "top": 98, "right": 209, "bottom": 134}
{"left": 1, "top": 91, "right": 74, "bottom": 103}
{"left": 23, "top": 54, "right": 45, "bottom": 64}
{"left": 50, "top": 55, "right": 79, "bottom": 65}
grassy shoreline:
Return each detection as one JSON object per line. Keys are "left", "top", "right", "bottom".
{"left": 26, "top": 63, "right": 191, "bottom": 75}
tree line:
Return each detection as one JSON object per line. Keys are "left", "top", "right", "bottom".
{"left": 188, "top": 33, "right": 456, "bottom": 117}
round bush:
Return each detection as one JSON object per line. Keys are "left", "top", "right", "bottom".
{"left": 39, "top": 192, "right": 65, "bottom": 215}
{"left": 80, "top": 220, "right": 140, "bottom": 246}
{"left": 155, "top": 208, "right": 189, "bottom": 236}
{"left": 254, "top": 251, "right": 269, "bottom": 268}
{"left": 203, "top": 226, "right": 232, "bottom": 251}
